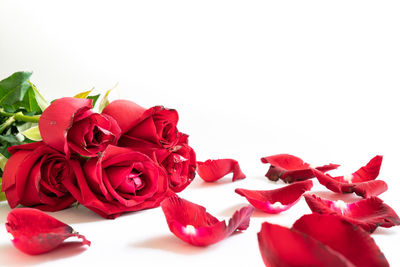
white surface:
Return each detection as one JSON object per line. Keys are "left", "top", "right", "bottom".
{"left": 0, "top": 1, "right": 400, "bottom": 266}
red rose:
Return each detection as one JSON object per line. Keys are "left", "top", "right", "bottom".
{"left": 103, "top": 100, "right": 181, "bottom": 149}
{"left": 1, "top": 142, "right": 79, "bottom": 211}
{"left": 39, "top": 97, "right": 121, "bottom": 157}
{"left": 62, "top": 145, "right": 170, "bottom": 219}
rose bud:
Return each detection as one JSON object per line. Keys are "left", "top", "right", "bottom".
{"left": 39, "top": 97, "right": 121, "bottom": 157}
{"left": 103, "top": 100, "right": 182, "bottom": 150}
{"left": 1, "top": 142, "right": 79, "bottom": 211}
{"left": 62, "top": 145, "right": 170, "bottom": 219}
{"left": 6, "top": 208, "right": 90, "bottom": 255}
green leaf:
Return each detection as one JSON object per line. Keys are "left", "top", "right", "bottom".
{"left": 0, "top": 152, "right": 7, "bottom": 171}
{"left": 87, "top": 94, "right": 100, "bottom": 107}
{"left": 99, "top": 83, "right": 118, "bottom": 113}
{"left": 20, "top": 125, "right": 41, "bottom": 141}
{"left": 0, "top": 72, "right": 32, "bottom": 108}
{"left": 30, "top": 82, "right": 49, "bottom": 111}
{"left": 18, "top": 87, "right": 42, "bottom": 113}
{"left": 0, "top": 178, "right": 6, "bottom": 201}
{"left": 74, "top": 88, "right": 94, "bottom": 99}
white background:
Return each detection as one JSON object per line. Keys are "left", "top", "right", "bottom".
{"left": 1, "top": 1, "right": 400, "bottom": 266}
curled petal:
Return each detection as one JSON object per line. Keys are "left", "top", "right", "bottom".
{"left": 304, "top": 194, "right": 400, "bottom": 232}
{"left": 6, "top": 208, "right": 90, "bottom": 255}
{"left": 197, "top": 159, "right": 246, "bottom": 182}
{"left": 258, "top": 221, "right": 354, "bottom": 267}
{"left": 235, "top": 180, "right": 313, "bottom": 213}
{"left": 39, "top": 97, "right": 93, "bottom": 156}
{"left": 313, "top": 170, "right": 388, "bottom": 198}
{"left": 334, "top": 155, "right": 382, "bottom": 184}
{"left": 161, "top": 195, "right": 254, "bottom": 246}
{"left": 292, "top": 214, "right": 389, "bottom": 267}
{"left": 261, "top": 154, "right": 339, "bottom": 183}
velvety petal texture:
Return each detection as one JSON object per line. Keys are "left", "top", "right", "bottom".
{"left": 6, "top": 208, "right": 90, "bottom": 255}
{"left": 197, "top": 159, "right": 246, "bottom": 182}
{"left": 2, "top": 142, "right": 77, "bottom": 211}
{"left": 235, "top": 180, "right": 313, "bottom": 213}
{"left": 258, "top": 221, "right": 354, "bottom": 267}
{"left": 62, "top": 145, "right": 169, "bottom": 219}
{"left": 292, "top": 214, "right": 389, "bottom": 267}
{"left": 261, "top": 154, "right": 339, "bottom": 183}
{"left": 161, "top": 195, "right": 254, "bottom": 246}
{"left": 304, "top": 194, "right": 400, "bottom": 232}
{"left": 313, "top": 170, "right": 388, "bottom": 198}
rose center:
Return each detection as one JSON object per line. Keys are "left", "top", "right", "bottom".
{"left": 126, "top": 172, "right": 145, "bottom": 192}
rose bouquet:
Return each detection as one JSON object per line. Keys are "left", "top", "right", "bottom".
{"left": 0, "top": 71, "right": 196, "bottom": 218}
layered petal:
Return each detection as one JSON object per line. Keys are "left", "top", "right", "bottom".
{"left": 313, "top": 170, "right": 388, "bottom": 198}
{"left": 161, "top": 195, "right": 254, "bottom": 246}
{"left": 292, "top": 214, "right": 389, "bottom": 267}
{"left": 197, "top": 159, "right": 246, "bottom": 182}
{"left": 261, "top": 154, "right": 339, "bottom": 183}
{"left": 6, "top": 208, "right": 90, "bottom": 255}
{"left": 304, "top": 194, "right": 400, "bottom": 232}
{"left": 257, "top": 221, "right": 354, "bottom": 267}
{"left": 39, "top": 97, "right": 93, "bottom": 156}
{"left": 235, "top": 180, "right": 313, "bottom": 213}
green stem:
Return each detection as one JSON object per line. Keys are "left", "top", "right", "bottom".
{"left": 0, "top": 109, "right": 40, "bottom": 123}
{"left": 0, "top": 116, "right": 16, "bottom": 134}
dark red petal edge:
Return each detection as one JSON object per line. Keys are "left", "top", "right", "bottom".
{"left": 235, "top": 180, "right": 313, "bottom": 213}
{"left": 196, "top": 159, "right": 246, "bottom": 182}
{"left": 293, "top": 213, "right": 389, "bottom": 267}
{"left": 258, "top": 221, "right": 355, "bottom": 267}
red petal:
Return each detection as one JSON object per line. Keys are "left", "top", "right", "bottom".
{"left": 261, "top": 154, "right": 339, "bottom": 183}
{"left": 39, "top": 97, "right": 93, "bottom": 156}
{"left": 5, "top": 208, "right": 90, "bottom": 255}
{"left": 334, "top": 155, "right": 383, "bottom": 183}
{"left": 313, "top": 170, "right": 388, "bottom": 198}
{"left": 304, "top": 194, "right": 400, "bottom": 232}
{"left": 257, "top": 221, "right": 354, "bottom": 267}
{"left": 235, "top": 180, "right": 313, "bottom": 213}
{"left": 196, "top": 159, "right": 246, "bottom": 182}
{"left": 292, "top": 214, "right": 389, "bottom": 267}
{"left": 102, "top": 99, "right": 146, "bottom": 133}
{"left": 161, "top": 196, "right": 253, "bottom": 246}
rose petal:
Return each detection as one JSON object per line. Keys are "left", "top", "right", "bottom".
{"left": 261, "top": 154, "right": 339, "bottom": 183}
{"left": 102, "top": 99, "right": 146, "bottom": 133}
{"left": 161, "top": 195, "right": 254, "bottom": 246}
{"left": 304, "top": 194, "right": 400, "bottom": 232}
{"left": 235, "top": 180, "right": 313, "bottom": 213}
{"left": 257, "top": 221, "right": 354, "bottom": 267}
{"left": 313, "top": 169, "right": 388, "bottom": 198}
{"left": 196, "top": 159, "right": 246, "bottom": 182}
{"left": 6, "top": 208, "right": 90, "bottom": 255}
{"left": 292, "top": 214, "right": 389, "bottom": 267}
{"left": 333, "top": 155, "right": 383, "bottom": 184}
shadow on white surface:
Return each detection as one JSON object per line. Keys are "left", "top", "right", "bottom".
{"left": 188, "top": 177, "right": 234, "bottom": 189}
{"left": 0, "top": 242, "right": 89, "bottom": 266}
{"left": 373, "top": 227, "right": 397, "bottom": 236}
{"left": 131, "top": 234, "right": 211, "bottom": 255}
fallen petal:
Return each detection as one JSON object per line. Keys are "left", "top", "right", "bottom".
{"left": 304, "top": 194, "right": 400, "bottom": 232}
{"left": 5, "top": 208, "right": 90, "bottom": 255}
{"left": 313, "top": 170, "right": 388, "bottom": 198}
{"left": 258, "top": 221, "right": 354, "bottom": 267}
{"left": 161, "top": 195, "right": 253, "bottom": 246}
{"left": 293, "top": 213, "right": 389, "bottom": 267}
{"left": 333, "top": 155, "right": 383, "bottom": 184}
{"left": 235, "top": 180, "right": 313, "bottom": 213}
{"left": 197, "top": 159, "right": 246, "bottom": 182}
{"left": 261, "top": 154, "right": 339, "bottom": 183}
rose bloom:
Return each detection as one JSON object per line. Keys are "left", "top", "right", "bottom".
{"left": 103, "top": 100, "right": 197, "bottom": 192}
{"left": 63, "top": 145, "right": 170, "bottom": 219}
{"left": 39, "top": 97, "right": 121, "bottom": 157}
{"left": 1, "top": 142, "right": 79, "bottom": 211}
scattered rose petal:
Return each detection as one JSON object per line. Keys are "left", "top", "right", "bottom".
{"left": 313, "top": 169, "right": 388, "bottom": 198}
{"left": 196, "top": 159, "right": 246, "bottom": 182}
{"left": 5, "top": 208, "right": 90, "bottom": 255}
{"left": 261, "top": 154, "right": 339, "bottom": 183}
{"left": 257, "top": 221, "right": 354, "bottom": 267}
{"left": 304, "top": 194, "right": 400, "bottom": 232}
{"left": 161, "top": 195, "right": 254, "bottom": 246}
{"left": 235, "top": 180, "right": 313, "bottom": 213}
{"left": 292, "top": 214, "right": 389, "bottom": 267}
